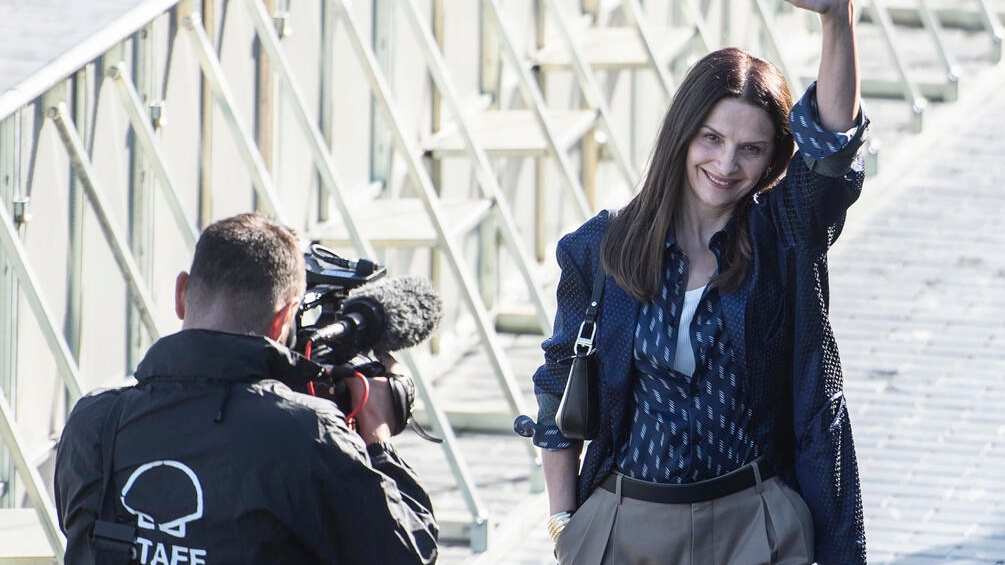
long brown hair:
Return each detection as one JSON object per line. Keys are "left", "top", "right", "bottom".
{"left": 600, "top": 47, "right": 795, "bottom": 301}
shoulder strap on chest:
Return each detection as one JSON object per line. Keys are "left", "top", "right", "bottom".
{"left": 91, "top": 391, "right": 137, "bottom": 564}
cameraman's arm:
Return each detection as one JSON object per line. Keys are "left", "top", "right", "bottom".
{"left": 329, "top": 370, "right": 437, "bottom": 564}
{"left": 313, "top": 426, "right": 437, "bottom": 565}
{"left": 349, "top": 372, "right": 436, "bottom": 515}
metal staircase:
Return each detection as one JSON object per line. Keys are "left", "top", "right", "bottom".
{"left": 1, "top": 0, "right": 1004, "bottom": 561}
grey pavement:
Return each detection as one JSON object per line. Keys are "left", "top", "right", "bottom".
{"left": 393, "top": 22, "right": 1005, "bottom": 565}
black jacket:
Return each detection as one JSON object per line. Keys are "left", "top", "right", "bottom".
{"left": 54, "top": 330, "right": 438, "bottom": 565}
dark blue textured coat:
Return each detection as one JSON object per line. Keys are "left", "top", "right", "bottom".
{"left": 533, "top": 154, "right": 867, "bottom": 564}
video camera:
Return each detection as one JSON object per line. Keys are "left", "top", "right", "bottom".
{"left": 287, "top": 243, "right": 442, "bottom": 442}
{"left": 294, "top": 243, "right": 387, "bottom": 365}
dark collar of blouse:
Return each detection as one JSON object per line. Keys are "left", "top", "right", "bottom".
{"left": 664, "top": 223, "right": 732, "bottom": 272}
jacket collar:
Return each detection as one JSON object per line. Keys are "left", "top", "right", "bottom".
{"left": 134, "top": 329, "right": 324, "bottom": 386}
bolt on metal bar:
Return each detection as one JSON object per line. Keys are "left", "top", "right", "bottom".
{"left": 398, "top": 0, "right": 556, "bottom": 332}
{"left": 108, "top": 63, "right": 199, "bottom": 250}
{"left": 0, "top": 388, "right": 65, "bottom": 560}
{"left": 0, "top": 194, "right": 84, "bottom": 403}
{"left": 914, "top": 0, "right": 961, "bottom": 94}
{"left": 480, "top": 0, "right": 593, "bottom": 220}
{"left": 180, "top": 13, "right": 288, "bottom": 223}
{"left": 48, "top": 102, "right": 163, "bottom": 342}
{"left": 973, "top": 0, "right": 1004, "bottom": 63}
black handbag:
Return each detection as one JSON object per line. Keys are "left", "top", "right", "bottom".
{"left": 555, "top": 262, "right": 606, "bottom": 440}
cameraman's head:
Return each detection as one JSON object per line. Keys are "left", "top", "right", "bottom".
{"left": 175, "top": 212, "right": 306, "bottom": 343}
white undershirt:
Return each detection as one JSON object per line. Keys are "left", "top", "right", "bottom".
{"left": 673, "top": 284, "right": 707, "bottom": 377}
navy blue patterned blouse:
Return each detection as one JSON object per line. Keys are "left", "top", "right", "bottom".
{"left": 615, "top": 231, "right": 759, "bottom": 483}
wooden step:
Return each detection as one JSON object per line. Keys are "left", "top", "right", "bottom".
{"left": 422, "top": 109, "right": 597, "bottom": 158}
{"left": 0, "top": 509, "right": 58, "bottom": 564}
{"left": 860, "top": 0, "right": 1005, "bottom": 31}
{"left": 531, "top": 25, "right": 696, "bottom": 71}
{"left": 306, "top": 198, "right": 494, "bottom": 248}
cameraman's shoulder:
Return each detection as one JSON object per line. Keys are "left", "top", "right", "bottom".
{"left": 59, "top": 386, "right": 131, "bottom": 450}
{"left": 254, "top": 380, "right": 367, "bottom": 451}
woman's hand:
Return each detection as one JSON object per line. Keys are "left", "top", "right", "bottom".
{"left": 783, "top": 0, "right": 852, "bottom": 18}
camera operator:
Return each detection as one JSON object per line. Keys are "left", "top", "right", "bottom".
{"left": 54, "top": 212, "right": 438, "bottom": 565}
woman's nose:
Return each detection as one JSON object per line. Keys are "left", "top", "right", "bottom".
{"left": 716, "top": 146, "right": 739, "bottom": 173}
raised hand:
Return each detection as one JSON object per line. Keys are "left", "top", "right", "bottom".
{"left": 783, "top": 0, "right": 852, "bottom": 18}
{"left": 788, "top": 0, "right": 859, "bottom": 132}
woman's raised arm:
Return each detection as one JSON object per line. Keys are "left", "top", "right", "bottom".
{"left": 786, "top": 0, "right": 860, "bottom": 131}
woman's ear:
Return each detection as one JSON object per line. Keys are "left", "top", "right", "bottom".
{"left": 175, "top": 272, "right": 189, "bottom": 320}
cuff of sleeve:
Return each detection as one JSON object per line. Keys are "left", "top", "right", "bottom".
{"left": 790, "top": 82, "right": 870, "bottom": 178}
{"left": 366, "top": 441, "right": 398, "bottom": 465}
{"left": 534, "top": 392, "right": 582, "bottom": 451}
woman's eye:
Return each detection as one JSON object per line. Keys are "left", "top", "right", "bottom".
{"left": 704, "top": 133, "right": 719, "bottom": 142}
{"left": 743, "top": 144, "right": 761, "bottom": 154}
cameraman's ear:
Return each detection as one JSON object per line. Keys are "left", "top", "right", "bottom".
{"left": 266, "top": 298, "right": 300, "bottom": 342}
{"left": 175, "top": 272, "right": 189, "bottom": 320}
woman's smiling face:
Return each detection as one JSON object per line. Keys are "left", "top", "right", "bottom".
{"left": 683, "top": 97, "right": 776, "bottom": 215}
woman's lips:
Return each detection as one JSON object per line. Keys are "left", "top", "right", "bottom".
{"left": 703, "top": 169, "right": 738, "bottom": 189}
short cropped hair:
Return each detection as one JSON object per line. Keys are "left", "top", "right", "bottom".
{"left": 185, "top": 213, "right": 305, "bottom": 334}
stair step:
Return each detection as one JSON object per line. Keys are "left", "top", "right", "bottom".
{"left": 532, "top": 25, "right": 696, "bottom": 71}
{"left": 423, "top": 109, "right": 597, "bottom": 158}
{"left": 307, "top": 198, "right": 494, "bottom": 248}
{"left": 0, "top": 509, "right": 57, "bottom": 564}
{"left": 861, "top": 0, "right": 1005, "bottom": 31}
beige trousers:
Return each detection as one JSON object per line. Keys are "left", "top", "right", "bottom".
{"left": 555, "top": 474, "right": 814, "bottom": 565}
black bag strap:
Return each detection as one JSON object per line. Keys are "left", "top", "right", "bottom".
{"left": 92, "top": 392, "right": 137, "bottom": 563}
{"left": 574, "top": 261, "right": 606, "bottom": 356}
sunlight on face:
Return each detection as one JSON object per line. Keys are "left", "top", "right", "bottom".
{"left": 684, "top": 98, "right": 776, "bottom": 215}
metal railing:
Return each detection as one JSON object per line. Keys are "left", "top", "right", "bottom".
{"left": 0, "top": 0, "right": 1001, "bottom": 559}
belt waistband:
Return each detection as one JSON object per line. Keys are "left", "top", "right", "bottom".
{"left": 600, "top": 459, "right": 776, "bottom": 504}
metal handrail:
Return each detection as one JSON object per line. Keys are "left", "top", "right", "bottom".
{"left": 48, "top": 103, "right": 164, "bottom": 342}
